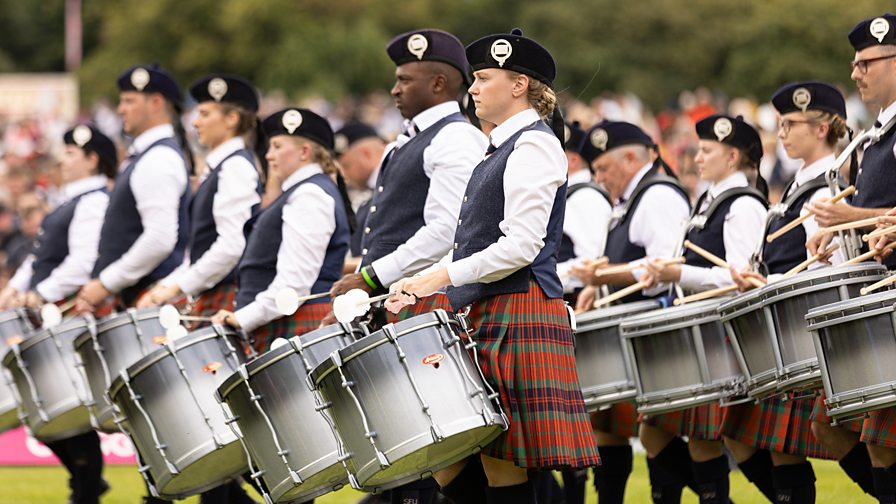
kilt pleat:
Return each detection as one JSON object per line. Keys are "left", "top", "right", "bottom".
{"left": 721, "top": 395, "right": 833, "bottom": 459}
{"left": 590, "top": 402, "right": 639, "bottom": 439}
{"left": 250, "top": 301, "right": 331, "bottom": 353}
{"left": 191, "top": 282, "right": 237, "bottom": 316}
{"left": 861, "top": 407, "right": 896, "bottom": 448}
{"left": 641, "top": 403, "right": 724, "bottom": 441}
{"left": 466, "top": 281, "right": 600, "bottom": 470}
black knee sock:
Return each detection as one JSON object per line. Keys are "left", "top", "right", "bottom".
{"left": 68, "top": 431, "right": 104, "bottom": 504}
{"left": 561, "top": 468, "right": 587, "bottom": 504}
{"left": 838, "top": 442, "right": 876, "bottom": 496}
{"left": 486, "top": 480, "right": 535, "bottom": 504}
{"left": 440, "top": 458, "right": 488, "bottom": 504}
{"left": 389, "top": 477, "right": 439, "bottom": 504}
{"left": 653, "top": 438, "right": 697, "bottom": 492}
{"left": 647, "top": 456, "right": 684, "bottom": 503}
{"left": 691, "top": 455, "right": 730, "bottom": 504}
{"left": 772, "top": 462, "right": 815, "bottom": 504}
{"left": 531, "top": 471, "right": 558, "bottom": 504}
{"left": 874, "top": 467, "right": 896, "bottom": 504}
{"left": 737, "top": 449, "right": 775, "bottom": 502}
{"left": 593, "top": 445, "right": 633, "bottom": 504}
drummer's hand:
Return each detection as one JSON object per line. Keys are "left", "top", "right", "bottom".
{"left": 72, "top": 297, "right": 95, "bottom": 316}
{"left": 329, "top": 272, "right": 373, "bottom": 297}
{"left": 571, "top": 259, "right": 602, "bottom": 284}
{"left": 319, "top": 311, "right": 337, "bottom": 328}
{"left": 211, "top": 310, "right": 241, "bottom": 329}
{"left": 385, "top": 269, "right": 450, "bottom": 314}
{"left": 0, "top": 286, "right": 20, "bottom": 309}
{"left": 806, "top": 199, "right": 859, "bottom": 228}
{"left": 645, "top": 258, "right": 681, "bottom": 284}
{"left": 79, "top": 279, "right": 111, "bottom": 307}
{"left": 23, "top": 291, "right": 44, "bottom": 309}
{"left": 137, "top": 284, "right": 181, "bottom": 309}
{"left": 575, "top": 285, "right": 597, "bottom": 313}
{"left": 805, "top": 230, "right": 833, "bottom": 258}
{"left": 729, "top": 267, "right": 767, "bottom": 292}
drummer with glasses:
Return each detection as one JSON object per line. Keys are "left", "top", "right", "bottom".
{"left": 1, "top": 125, "right": 116, "bottom": 504}
{"left": 639, "top": 114, "right": 768, "bottom": 504}
{"left": 729, "top": 82, "right": 862, "bottom": 503}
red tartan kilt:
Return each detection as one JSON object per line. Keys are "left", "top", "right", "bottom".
{"left": 591, "top": 402, "right": 639, "bottom": 439}
{"left": 465, "top": 281, "right": 599, "bottom": 470}
{"left": 810, "top": 391, "right": 863, "bottom": 433}
{"left": 641, "top": 403, "right": 724, "bottom": 441}
{"left": 92, "top": 285, "right": 156, "bottom": 318}
{"left": 249, "top": 301, "right": 331, "bottom": 354}
{"left": 721, "top": 395, "right": 833, "bottom": 459}
{"left": 387, "top": 292, "right": 452, "bottom": 322}
{"left": 861, "top": 407, "right": 896, "bottom": 448}
{"left": 191, "top": 283, "right": 237, "bottom": 317}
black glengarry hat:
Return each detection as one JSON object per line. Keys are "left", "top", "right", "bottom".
{"left": 580, "top": 121, "right": 655, "bottom": 164}
{"left": 465, "top": 28, "right": 556, "bottom": 85}
{"left": 116, "top": 64, "right": 182, "bottom": 104}
{"left": 189, "top": 74, "right": 259, "bottom": 112}
{"left": 262, "top": 108, "right": 334, "bottom": 151}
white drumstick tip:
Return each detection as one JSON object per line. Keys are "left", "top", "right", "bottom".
{"left": 270, "top": 337, "right": 290, "bottom": 350}
{"left": 40, "top": 303, "right": 63, "bottom": 329}
{"left": 165, "top": 325, "right": 188, "bottom": 340}
{"left": 275, "top": 288, "right": 300, "bottom": 316}
{"left": 158, "top": 304, "right": 182, "bottom": 330}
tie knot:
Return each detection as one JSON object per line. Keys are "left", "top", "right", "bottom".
{"left": 403, "top": 122, "right": 418, "bottom": 138}
{"left": 485, "top": 142, "right": 497, "bottom": 156}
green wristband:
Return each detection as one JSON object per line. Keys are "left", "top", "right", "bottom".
{"left": 361, "top": 266, "right": 379, "bottom": 290}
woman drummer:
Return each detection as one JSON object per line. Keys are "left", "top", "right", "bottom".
{"left": 211, "top": 107, "right": 351, "bottom": 353}
{"left": 137, "top": 74, "right": 263, "bottom": 321}
{"left": 728, "top": 81, "right": 859, "bottom": 503}
{"left": 640, "top": 114, "right": 767, "bottom": 504}
{"left": 2, "top": 124, "right": 116, "bottom": 504}
{"left": 386, "top": 29, "right": 599, "bottom": 503}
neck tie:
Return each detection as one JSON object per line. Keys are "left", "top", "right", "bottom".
{"left": 485, "top": 142, "right": 497, "bottom": 156}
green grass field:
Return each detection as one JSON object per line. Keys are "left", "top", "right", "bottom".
{"left": 0, "top": 455, "right": 877, "bottom": 503}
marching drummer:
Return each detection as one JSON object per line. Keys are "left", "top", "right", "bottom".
{"left": 386, "top": 28, "right": 600, "bottom": 503}
{"left": 210, "top": 107, "right": 351, "bottom": 353}
{"left": 74, "top": 64, "right": 192, "bottom": 317}
{"left": 639, "top": 114, "right": 768, "bottom": 504}
{"left": 328, "top": 28, "right": 488, "bottom": 320}
{"left": 573, "top": 121, "right": 690, "bottom": 504}
{"left": 1, "top": 124, "right": 116, "bottom": 504}
{"left": 137, "top": 74, "right": 263, "bottom": 319}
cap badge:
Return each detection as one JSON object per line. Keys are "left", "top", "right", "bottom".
{"left": 490, "top": 39, "right": 513, "bottom": 67}
{"left": 334, "top": 134, "right": 349, "bottom": 153}
{"left": 871, "top": 17, "right": 891, "bottom": 43}
{"left": 208, "top": 78, "right": 228, "bottom": 102}
{"left": 407, "top": 34, "right": 428, "bottom": 60}
{"left": 281, "top": 109, "right": 303, "bottom": 134}
{"left": 713, "top": 118, "right": 733, "bottom": 141}
{"left": 130, "top": 68, "right": 150, "bottom": 91}
{"left": 563, "top": 124, "right": 572, "bottom": 143}
{"left": 792, "top": 87, "right": 811, "bottom": 112}
{"left": 590, "top": 128, "right": 609, "bottom": 151}
{"left": 72, "top": 125, "right": 92, "bottom": 147}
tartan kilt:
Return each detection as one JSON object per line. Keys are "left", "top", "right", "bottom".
{"left": 250, "top": 301, "right": 331, "bottom": 354}
{"left": 721, "top": 396, "right": 833, "bottom": 459}
{"left": 641, "top": 403, "right": 724, "bottom": 441}
{"left": 387, "top": 292, "right": 452, "bottom": 323}
{"left": 93, "top": 285, "right": 156, "bottom": 318}
{"left": 590, "top": 402, "right": 639, "bottom": 439}
{"left": 810, "top": 392, "right": 863, "bottom": 433}
{"left": 465, "top": 281, "right": 600, "bottom": 470}
{"left": 191, "top": 283, "right": 237, "bottom": 317}
{"left": 861, "top": 407, "right": 896, "bottom": 448}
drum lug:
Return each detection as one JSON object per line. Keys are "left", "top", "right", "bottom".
{"left": 314, "top": 401, "right": 331, "bottom": 412}
{"left": 277, "top": 448, "right": 291, "bottom": 457}
{"left": 250, "top": 468, "right": 266, "bottom": 480}
{"left": 288, "top": 469, "right": 303, "bottom": 484}
{"left": 430, "top": 425, "right": 444, "bottom": 442}
{"left": 347, "top": 473, "right": 361, "bottom": 489}
{"left": 376, "top": 450, "right": 390, "bottom": 468}
{"left": 337, "top": 451, "right": 353, "bottom": 463}
{"left": 250, "top": 393, "right": 263, "bottom": 402}
{"left": 165, "top": 459, "right": 179, "bottom": 475}
{"left": 330, "top": 350, "right": 344, "bottom": 367}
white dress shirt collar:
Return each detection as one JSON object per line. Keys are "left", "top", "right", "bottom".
{"left": 62, "top": 175, "right": 108, "bottom": 201}
{"left": 129, "top": 124, "right": 176, "bottom": 156}
{"left": 205, "top": 137, "right": 247, "bottom": 169}
{"left": 878, "top": 100, "right": 896, "bottom": 127}
{"left": 568, "top": 169, "right": 593, "bottom": 186}
{"left": 708, "top": 171, "right": 749, "bottom": 199}
{"left": 408, "top": 101, "right": 463, "bottom": 134}
{"left": 490, "top": 108, "right": 541, "bottom": 149}
{"left": 281, "top": 163, "right": 324, "bottom": 192}
{"left": 793, "top": 153, "right": 835, "bottom": 187}
{"left": 621, "top": 162, "right": 656, "bottom": 203}
{"left": 367, "top": 164, "right": 381, "bottom": 191}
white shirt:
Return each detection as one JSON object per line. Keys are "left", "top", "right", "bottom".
{"left": 557, "top": 169, "right": 612, "bottom": 292}
{"left": 162, "top": 137, "right": 261, "bottom": 295}
{"left": 619, "top": 162, "right": 691, "bottom": 296}
{"left": 446, "top": 108, "right": 567, "bottom": 286}
{"left": 370, "top": 101, "right": 488, "bottom": 285}
{"left": 233, "top": 164, "right": 336, "bottom": 332}
{"left": 8, "top": 175, "right": 109, "bottom": 301}
{"left": 98, "top": 124, "right": 189, "bottom": 293}
{"left": 678, "top": 171, "right": 766, "bottom": 291}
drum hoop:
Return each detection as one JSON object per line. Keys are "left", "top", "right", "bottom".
{"left": 574, "top": 301, "right": 661, "bottom": 330}
{"left": 763, "top": 273, "right": 886, "bottom": 307}
{"left": 621, "top": 312, "right": 721, "bottom": 338}
{"left": 6, "top": 318, "right": 91, "bottom": 355}
{"left": 806, "top": 294, "right": 896, "bottom": 329}
{"left": 0, "top": 309, "right": 29, "bottom": 325}
{"left": 96, "top": 308, "right": 163, "bottom": 333}
{"left": 718, "top": 289, "right": 766, "bottom": 320}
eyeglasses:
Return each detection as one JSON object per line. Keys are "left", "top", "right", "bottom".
{"left": 850, "top": 54, "right": 896, "bottom": 75}
{"left": 778, "top": 119, "right": 814, "bottom": 134}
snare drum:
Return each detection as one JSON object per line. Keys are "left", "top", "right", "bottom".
{"left": 719, "top": 288, "right": 779, "bottom": 399}
{"left": 217, "top": 323, "right": 365, "bottom": 503}
{"left": 621, "top": 298, "right": 744, "bottom": 415}
{"left": 574, "top": 301, "right": 660, "bottom": 411}
{"left": 310, "top": 310, "right": 508, "bottom": 492}
{"left": 109, "top": 325, "right": 249, "bottom": 499}
{"left": 2, "top": 317, "right": 93, "bottom": 442}
{"left": 74, "top": 308, "right": 167, "bottom": 431}
{"left": 0, "top": 309, "right": 36, "bottom": 432}
{"left": 807, "top": 289, "right": 896, "bottom": 422}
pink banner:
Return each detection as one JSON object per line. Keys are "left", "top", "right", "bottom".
{"left": 0, "top": 426, "right": 136, "bottom": 465}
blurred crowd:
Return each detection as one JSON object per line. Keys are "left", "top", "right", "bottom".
{"left": 0, "top": 85, "right": 876, "bottom": 289}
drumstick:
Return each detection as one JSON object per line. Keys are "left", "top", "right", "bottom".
{"left": 843, "top": 241, "right": 896, "bottom": 265}
{"left": 593, "top": 281, "right": 648, "bottom": 308}
{"left": 782, "top": 243, "right": 841, "bottom": 278}
{"left": 819, "top": 217, "right": 881, "bottom": 235}
{"left": 861, "top": 272, "right": 896, "bottom": 295}
{"left": 862, "top": 224, "right": 896, "bottom": 242}
{"left": 683, "top": 240, "right": 764, "bottom": 288}
{"left": 673, "top": 285, "right": 738, "bottom": 306}
{"left": 593, "top": 257, "right": 685, "bottom": 277}
{"left": 561, "top": 256, "right": 609, "bottom": 280}
{"left": 766, "top": 186, "right": 855, "bottom": 243}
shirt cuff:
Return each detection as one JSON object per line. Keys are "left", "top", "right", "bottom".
{"left": 446, "top": 258, "right": 477, "bottom": 287}
{"left": 176, "top": 269, "right": 208, "bottom": 297}
{"left": 370, "top": 255, "right": 403, "bottom": 287}
{"left": 34, "top": 282, "right": 59, "bottom": 304}
{"left": 677, "top": 264, "right": 703, "bottom": 291}
{"left": 98, "top": 267, "right": 127, "bottom": 294}
{"left": 234, "top": 303, "right": 266, "bottom": 333}
{"left": 629, "top": 258, "right": 646, "bottom": 282}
